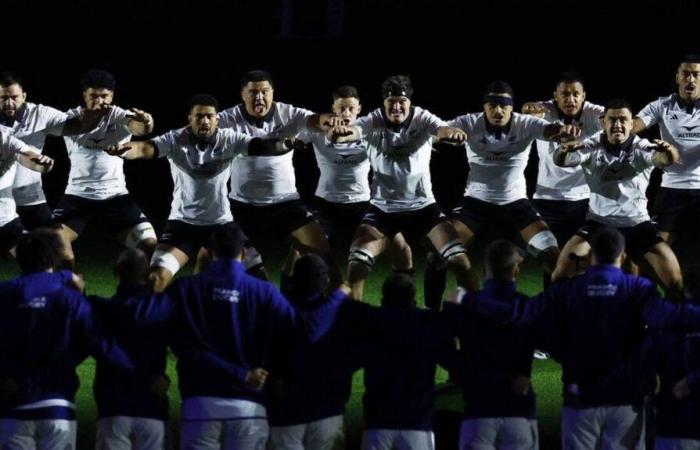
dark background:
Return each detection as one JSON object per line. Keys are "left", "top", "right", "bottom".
{"left": 5, "top": 0, "right": 698, "bottom": 233}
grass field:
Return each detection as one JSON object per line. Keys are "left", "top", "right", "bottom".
{"left": 0, "top": 232, "right": 566, "bottom": 449}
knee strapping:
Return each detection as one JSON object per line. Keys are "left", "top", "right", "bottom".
{"left": 527, "top": 230, "right": 558, "bottom": 257}
{"left": 150, "top": 250, "right": 181, "bottom": 275}
{"left": 125, "top": 222, "right": 157, "bottom": 249}
{"left": 349, "top": 246, "right": 375, "bottom": 269}
{"left": 439, "top": 239, "right": 467, "bottom": 262}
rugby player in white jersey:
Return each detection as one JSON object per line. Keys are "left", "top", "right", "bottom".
{"left": 331, "top": 75, "right": 478, "bottom": 300}
{"left": 552, "top": 99, "right": 683, "bottom": 300}
{"left": 291, "top": 85, "right": 413, "bottom": 280}
{"left": 447, "top": 80, "right": 581, "bottom": 277}
{"left": 633, "top": 54, "right": 700, "bottom": 250}
{"left": 522, "top": 72, "right": 604, "bottom": 282}
{"left": 105, "top": 94, "right": 302, "bottom": 292}
{"left": 52, "top": 69, "right": 157, "bottom": 269}
{"left": 218, "top": 70, "right": 337, "bottom": 282}
{"left": 0, "top": 71, "right": 108, "bottom": 230}
{"left": 0, "top": 131, "right": 54, "bottom": 256}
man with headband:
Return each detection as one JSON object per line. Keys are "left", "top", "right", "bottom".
{"left": 330, "top": 74, "right": 479, "bottom": 300}
{"left": 426, "top": 80, "right": 581, "bottom": 304}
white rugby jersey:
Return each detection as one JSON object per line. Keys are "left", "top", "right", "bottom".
{"left": 637, "top": 94, "right": 700, "bottom": 189}
{"left": 355, "top": 106, "right": 444, "bottom": 213}
{"left": 218, "top": 102, "right": 313, "bottom": 205}
{"left": 576, "top": 132, "right": 658, "bottom": 227}
{"left": 533, "top": 100, "right": 604, "bottom": 201}
{"left": 449, "top": 112, "right": 549, "bottom": 205}
{"left": 62, "top": 106, "right": 132, "bottom": 200}
{"left": 300, "top": 127, "right": 370, "bottom": 203}
{"left": 0, "top": 103, "right": 67, "bottom": 206}
{"left": 151, "top": 127, "right": 251, "bottom": 225}
{"left": 0, "top": 132, "right": 33, "bottom": 226}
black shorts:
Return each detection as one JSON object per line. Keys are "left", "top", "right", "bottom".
{"left": 652, "top": 187, "right": 700, "bottom": 234}
{"left": 576, "top": 220, "right": 664, "bottom": 260}
{"left": 17, "top": 203, "right": 52, "bottom": 230}
{"left": 52, "top": 194, "right": 150, "bottom": 235}
{"left": 452, "top": 196, "right": 543, "bottom": 237}
{"left": 313, "top": 197, "right": 368, "bottom": 244}
{"left": 230, "top": 199, "right": 317, "bottom": 244}
{"left": 159, "top": 220, "right": 235, "bottom": 259}
{"left": 361, "top": 203, "right": 447, "bottom": 242}
{"left": 0, "top": 218, "right": 25, "bottom": 256}
{"left": 532, "top": 199, "right": 589, "bottom": 247}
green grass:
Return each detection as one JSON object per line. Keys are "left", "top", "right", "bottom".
{"left": 0, "top": 234, "right": 565, "bottom": 449}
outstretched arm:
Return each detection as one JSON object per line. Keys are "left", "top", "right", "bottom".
{"left": 104, "top": 141, "right": 157, "bottom": 160}
{"left": 17, "top": 149, "right": 54, "bottom": 173}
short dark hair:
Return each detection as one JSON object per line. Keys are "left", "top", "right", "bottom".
{"left": 484, "top": 240, "right": 522, "bottom": 281}
{"left": 240, "top": 70, "right": 274, "bottom": 89}
{"left": 381, "top": 75, "right": 413, "bottom": 99}
{"left": 681, "top": 54, "right": 700, "bottom": 65}
{"left": 188, "top": 93, "right": 219, "bottom": 112}
{"left": 0, "top": 71, "right": 23, "bottom": 89}
{"left": 604, "top": 98, "right": 632, "bottom": 114}
{"left": 484, "top": 80, "right": 514, "bottom": 97}
{"left": 80, "top": 68, "right": 116, "bottom": 91}
{"left": 115, "top": 248, "right": 149, "bottom": 284}
{"left": 292, "top": 254, "right": 330, "bottom": 297}
{"left": 590, "top": 227, "right": 626, "bottom": 264}
{"left": 15, "top": 228, "right": 64, "bottom": 275}
{"left": 381, "top": 273, "right": 416, "bottom": 308}
{"left": 332, "top": 85, "right": 360, "bottom": 101}
{"left": 556, "top": 71, "right": 585, "bottom": 87}
{"left": 210, "top": 223, "right": 245, "bottom": 259}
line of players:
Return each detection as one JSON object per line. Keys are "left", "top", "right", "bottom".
{"left": 0, "top": 55, "right": 699, "bottom": 302}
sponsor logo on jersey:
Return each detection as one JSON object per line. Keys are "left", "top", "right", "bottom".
{"left": 213, "top": 287, "right": 239, "bottom": 303}
{"left": 19, "top": 296, "right": 47, "bottom": 309}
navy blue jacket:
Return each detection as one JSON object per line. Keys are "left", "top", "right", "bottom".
{"left": 168, "top": 259, "right": 328, "bottom": 405}
{"left": 266, "top": 289, "right": 372, "bottom": 426}
{"left": 362, "top": 306, "right": 457, "bottom": 431}
{"left": 448, "top": 280, "right": 536, "bottom": 419}
{"left": 89, "top": 284, "right": 171, "bottom": 421}
{"left": 464, "top": 265, "right": 700, "bottom": 407}
{"left": 0, "top": 271, "right": 134, "bottom": 419}
{"left": 595, "top": 329, "right": 700, "bottom": 440}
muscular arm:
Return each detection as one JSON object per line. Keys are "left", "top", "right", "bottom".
{"left": 17, "top": 149, "right": 54, "bottom": 173}
{"left": 105, "top": 141, "right": 158, "bottom": 160}
{"left": 651, "top": 139, "right": 680, "bottom": 169}
{"left": 632, "top": 117, "right": 648, "bottom": 135}
{"left": 553, "top": 142, "right": 584, "bottom": 167}
{"left": 126, "top": 108, "right": 155, "bottom": 136}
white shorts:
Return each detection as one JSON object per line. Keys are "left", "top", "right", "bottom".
{"left": 96, "top": 416, "right": 165, "bottom": 450}
{"left": 361, "top": 428, "right": 435, "bottom": 450}
{"left": 270, "top": 414, "right": 344, "bottom": 450}
{"left": 180, "top": 418, "right": 268, "bottom": 450}
{"left": 0, "top": 418, "right": 76, "bottom": 449}
{"left": 459, "top": 417, "right": 538, "bottom": 450}
{"left": 562, "top": 405, "right": 644, "bottom": 450}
